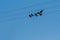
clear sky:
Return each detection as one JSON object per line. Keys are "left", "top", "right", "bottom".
{"left": 0, "top": 0, "right": 60, "bottom": 40}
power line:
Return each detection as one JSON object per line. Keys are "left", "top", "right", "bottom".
{"left": 0, "top": 5, "right": 60, "bottom": 20}
{"left": 0, "top": 0, "right": 60, "bottom": 13}
{"left": 0, "top": 0, "right": 59, "bottom": 18}
{"left": 32, "top": 4, "right": 60, "bottom": 12}
{"left": 0, "top": 6, "right": 60, "bottom": 23}
{"left": 0, "top": 4, "right": 60, "bottom": 19}
{"left": 0, "top": 0, "right": 60, "bottom": 21}
{"left": 0, "top": 10, "right": 60, "bottom": 23}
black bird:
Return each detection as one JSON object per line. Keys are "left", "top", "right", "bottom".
{"left": 34, "top": 13, "right": 38, "bottom": 16}
{"left": 37, "top": 10, "right": 43, "bottom": 16}
{"left": 29, "top": 13, "right": 34, "bottom": 18}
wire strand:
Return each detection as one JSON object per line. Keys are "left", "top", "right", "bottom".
{"left": 0, "top": 0, "right": 60, "bottom": 13}
{"left": 0, "top": 0, "right": 60, "bottom": 18}
{"left": 0, "top": 5, "right": 60, "bottom": 20}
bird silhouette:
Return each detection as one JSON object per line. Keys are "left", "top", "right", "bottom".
{"left": 37, "top": 10, "right": 43, "bottom": 16}
{"left": 34, "top": 13, "right": 38, "bottom": 16}
{"left": 28, "top": 10, "right": 43, "bottom": 18}
{"left": 29, "top": 13, "right": 34, "bottom": 18}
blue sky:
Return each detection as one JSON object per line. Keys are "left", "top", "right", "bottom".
{"left": 0, "top": 0, "right": 60, "bottom": 40}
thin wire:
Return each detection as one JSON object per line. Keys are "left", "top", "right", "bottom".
{"left": 0, "top": 0, "right": 60, "bottom": 20}
{"left": 0, "top": 0, "right": 60, "bottom": 13}
{"left": 46, "top": 9, "right": 60, "bottom": 14}
{"left": 0, "top": 0, "right": 59, "bottom": 15}
{"left": 0, "top": 5, "right": 60, "bottom": 20}
{"left": 0, "top": 8, "right": 60, "bottom": 23}
{"left": 29, "top": 4, "right": 60, "bottom": 13}
{"left": 2, "top": 0, "right": 59, "bottom": 18}
{"left": 0, "top": 10, "right": 60, "bottom": 23}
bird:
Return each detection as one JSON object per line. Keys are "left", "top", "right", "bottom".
{"left": 37, "top": 10, "right": 43, "bottom": 16}
{"left": 34, "top": 13, "right": 38, "bottom": 16}
{"left": 29, "top": 13, "right": 34, "bottom": 18}
{"left": 28, "top": 10, "right": 43, "bottom": 18}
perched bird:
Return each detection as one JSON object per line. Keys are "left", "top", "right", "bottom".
{"left": 34, "top": 13, "right": 38, "bottom": 16}
{"left": 28, "top": 10, "right": 43, "bottom": 18}
{"left": 29, "top": 13, "right": 34, "bottom": 18}
{"left": 37, "top": 10, "right": 43, "bottom": 16}
{"left": 40, "top": 10, "right": 43, "bottom": 13}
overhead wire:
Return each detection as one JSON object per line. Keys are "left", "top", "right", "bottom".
{"left": 0, "top": 10, "right": 60, "bottom": 23}
{"left": 32, "top": 4, "right": 60, "bottom": 13}
{"left": 0, "top": 0, "right": 60, "bottom": 13}
{"left": 0, "top": 0, "right": 60, "bottom": 23}
{"left": 0, "top": 5, "right": 60, "bottom": 19}
{"left": 0, "top": 0, "right": 59, "bottom": 16}
{"left": 0, "top": 4, "right": 60, "bottom": 20}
